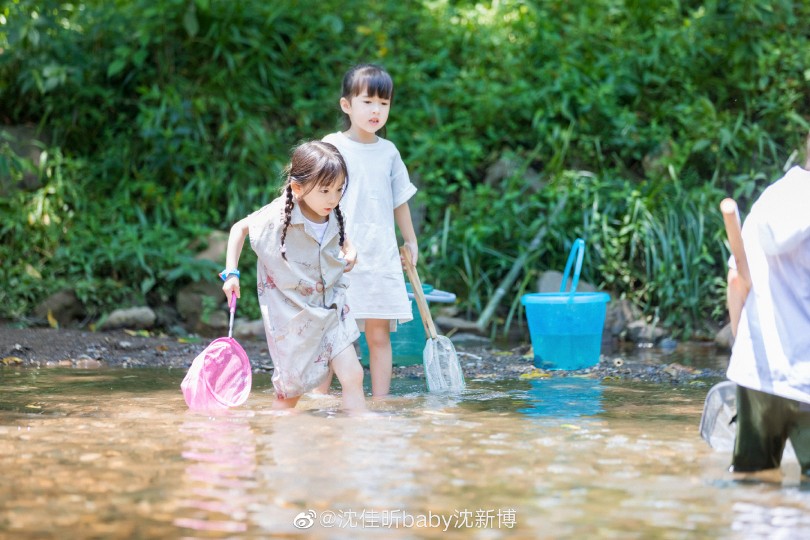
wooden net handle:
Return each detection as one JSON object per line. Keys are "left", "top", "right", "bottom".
{"left": 400, "top": 247, "right": 438, "bottom": 340}
{"left": 720, "top": 198, "right": 751, "bottom": 286}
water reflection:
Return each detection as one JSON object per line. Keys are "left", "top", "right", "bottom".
{"left": 731, "top": 498, "right": 810, "bottom": 537}
{"left": 457, "top": 377, "right": 603, "bottom": 419}
{"left": 517, "top": 377, "right": 604, "bottom": 418}
{"left": 249, "top": 409, "right": 429, "bottom": 535}
{"left": 174, "top": 413, "right": 258, "bottom": 534}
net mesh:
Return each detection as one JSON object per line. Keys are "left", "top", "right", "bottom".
{"left": 424, "top": 336, "right": 465, "bottom": 393}
{"left": 182, "top": 337, "right": 252, "bottom": 410}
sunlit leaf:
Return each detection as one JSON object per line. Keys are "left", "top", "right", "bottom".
{"left": 24, "top": 264, "right": 42, "bottom": 279}
{"left": 123, "top": 329, "right": 151, "bottom": 337}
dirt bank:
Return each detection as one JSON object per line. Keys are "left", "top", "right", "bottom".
{"left": 1, "top": 325, "right": 728, "bottom": 386}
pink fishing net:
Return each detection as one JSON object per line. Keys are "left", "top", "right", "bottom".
{"left": 182, "top": 336, "right": 252, "bottom": 410}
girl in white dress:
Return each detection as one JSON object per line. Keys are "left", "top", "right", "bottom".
{"left": 322, "top": 63, "right": 419, "bottom": 396}
{"left": 221, "top": 141, "right": 365, "bottom": 410}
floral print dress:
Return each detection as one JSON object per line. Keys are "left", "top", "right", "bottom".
{"left": 248, "top": 197, "right": 359, "bottom": 399}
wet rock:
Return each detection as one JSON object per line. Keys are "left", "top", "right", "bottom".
{"left": 434, "top": 316, "right": 483, "bottom": 334}
{"left": 4, "top": 342, "right": 30, "bottom": 360}
{"left": 98, "top": 307, "right": 156, "bottom": 330}
{"left": 195, "top": 310, "right": 228, "bottom": 336}
{"left": 663, "top": 362, "right": 696, "bottom": 378}
{"left": 152, "top": 304, "right": 182, "bottom": 332}
{"left": 604, "top": 298, "right": 640, "bottom": 337}
{"left": 74, "top": 357, "right": 103, "bottom": 369}
{"left": 33, "top": 289, "right": 85, "bottom": 327}
{"left": 192, "top": 230, "right": 229, "bottom": 263}
{"left": 233, "top": 319, "right": 265, "bottom": 339}
{"left": 625, "top": 320, "right": 667, "bottom": 345}
{"left": 658, "top": 337, "right": 678, "bottom": 350}
{"left": 85, "top": 344, "right": 108, "bottom": 359}
{"left": 715, "top": 323, "right": 734, "bottom": 351}
{"left": 449, "top": 333, "right": 491, "bottom": 346}
{"left": 176, "top": 281, "right": 223, "bottom": 328}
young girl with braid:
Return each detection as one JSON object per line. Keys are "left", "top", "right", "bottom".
{"left": 220, "top": 140, "right": 365, "bottom": 411}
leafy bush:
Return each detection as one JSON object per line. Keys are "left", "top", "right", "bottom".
{"left": 1, "top": 0, "right": 809, "bottom": 337}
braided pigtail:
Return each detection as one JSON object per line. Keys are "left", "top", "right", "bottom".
{"left": 280, "top": 185, "right": 294, "bottom": 260}
{"left": 334, "top": 204, "right": 346, "bottom": 249}
{"left": 280, "top": 140, "right": 348, "bottom": 259}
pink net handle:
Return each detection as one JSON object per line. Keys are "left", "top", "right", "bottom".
{"left": 228, "top": 294, "right": 236, "bottom": 338}
{"left": 203, "top": 296, "right": 250, "bottom": 408}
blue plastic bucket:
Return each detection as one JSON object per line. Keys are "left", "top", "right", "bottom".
{"left": 521, "top": 239, "right": 610, "bottom": 370}
{"left": 359, "top": 284, "right": 456, "bottom": 367}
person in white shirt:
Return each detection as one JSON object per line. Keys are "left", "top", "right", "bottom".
{"left": 726, "top": 134, "right": 810, "bottom": 476}
{"left": 320, "top": 63, "right": 419, "bottom": 396}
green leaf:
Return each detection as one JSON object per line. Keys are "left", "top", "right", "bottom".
{"left": 107, "top": 59, "right": 126, "bottom": 77}
{"left": 183, "top": 6, "right": 199, "bottom": 38}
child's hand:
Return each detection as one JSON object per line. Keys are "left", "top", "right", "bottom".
{"left": 341, "top": 237, "right": 358, "bottom": 273}
{"left": 726, "top": 268, "right": 750, "bottom": 337}
{"left": 400, "top": 242, "right": 418, "bottom": 267}
{"left": 222, "top": 277, "right": 241, "bottom": 305}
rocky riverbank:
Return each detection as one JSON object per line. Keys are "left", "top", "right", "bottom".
{"left": 1, "top": 326, "right": 728, "bottom": 386}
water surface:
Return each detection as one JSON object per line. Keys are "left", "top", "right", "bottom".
{"left": 2, "top": 367, "right": 809, "bottom": 539}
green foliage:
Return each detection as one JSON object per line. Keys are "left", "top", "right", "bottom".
{"left": 1, "top": 0, "right": 809, "bottom": 337}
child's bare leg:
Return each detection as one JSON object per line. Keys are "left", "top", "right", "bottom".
{"left": 330, "top": 345, "right": 366, "bottom": 410}
{"left": 312, "top": 368, "right": 334, "bottom": 394}
{"left": 364, "top": 319, "right": 393, "bottom": 397}
{"left": 272, "top": 395, "right": 301, "bottom": 410}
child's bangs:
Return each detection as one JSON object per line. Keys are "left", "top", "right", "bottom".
{"left": 352, "top": 70, "right": 393, "bottom": 100}
{"left": 315, "top": 159, "right": 347, "bottom": 188}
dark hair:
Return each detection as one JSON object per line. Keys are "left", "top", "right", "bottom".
{"left": 280, "top": 141, "right": 348, "bottom": 259}
{"left": 340, "top": 63, "right": 394, "bottom": 133}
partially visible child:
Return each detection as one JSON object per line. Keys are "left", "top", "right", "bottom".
{"left": 221, "top": 140, "right": 365, "bottom": 411}
{"left": 726, "top": 134, "right": 810, "bottom": 476}
{"left": 320, "top": 63, "right": 419, "bottom": 396}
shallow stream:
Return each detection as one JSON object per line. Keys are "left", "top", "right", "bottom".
{"left": 2, "top": 361, "right": 810, "bottom": 538}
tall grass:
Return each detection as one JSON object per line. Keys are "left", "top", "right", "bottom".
{"left": 1, "top": 0, "right": 809, "bottom": 334}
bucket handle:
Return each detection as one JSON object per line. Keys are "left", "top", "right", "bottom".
{"left": 560, "top": 238, "right": 585, "bottom": 295}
